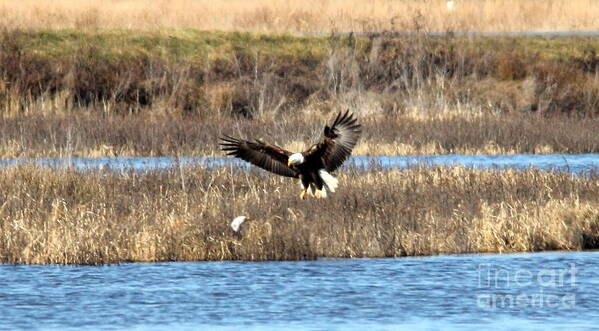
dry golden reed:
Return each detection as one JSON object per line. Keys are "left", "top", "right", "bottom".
{"left": 1, "top": 110, "right": 597, "bottom": 159}
{"left": 1, "top": 0, "right": 598, "bottom": 33}
{"left": 0, "top": 165, "right": 597, "bottom": 264}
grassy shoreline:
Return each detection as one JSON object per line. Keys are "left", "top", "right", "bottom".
{"left": 0, "top": 29, "right": 598, "bottom": 157}
{"left": 0, "top": 165, "right": 597, "bottom": 264}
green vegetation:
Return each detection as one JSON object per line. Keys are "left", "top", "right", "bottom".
{"left": 11, "top": 30, "right": 599, "bottom": 62}
{"left": 4, "top": 29, "right": 599, "bottom": 117}
{"left": 10, "top": 29, "right": 330, "bottom": 60}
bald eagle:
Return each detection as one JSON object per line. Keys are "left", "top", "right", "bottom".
{"left": 219, "top": 111, "right": 362, "bottom": 199}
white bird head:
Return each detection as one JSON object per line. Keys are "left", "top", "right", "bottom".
{"left": 230, "top": 216, "right": 248, "bottom": 233}
{"left": 288, "top": 153, "right": 305, "bottom": 166}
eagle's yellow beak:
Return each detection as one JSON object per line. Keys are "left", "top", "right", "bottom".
{"left": 288, "top": 161, "right": 293, "bottom": 166}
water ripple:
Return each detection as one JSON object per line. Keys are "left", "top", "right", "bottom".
{"left": 1, "top": 252, "right": 599, "bottom": 329}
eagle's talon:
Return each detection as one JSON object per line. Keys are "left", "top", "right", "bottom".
{"left": 299, "top": 189, "right": 307, "bottom": 199}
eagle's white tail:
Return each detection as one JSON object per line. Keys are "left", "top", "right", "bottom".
{"left": 319, "top": 169, "right": 338, "bottom": 194}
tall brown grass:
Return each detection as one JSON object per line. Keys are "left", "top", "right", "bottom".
{"left": 0, "top": 111, "right": 597, "bottom": 158}
{"left": 1, "top": 0, "right": 598, "bottom": 33}
{"left": 0, "top": 165, "right": 597, "bottom": 264}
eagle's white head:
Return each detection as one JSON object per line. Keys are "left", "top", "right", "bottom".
{"left": 288, "top": 153, "right": 305, "bottom": 166}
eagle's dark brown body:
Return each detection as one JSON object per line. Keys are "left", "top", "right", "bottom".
{"left": 220, "top": 111, "right": 362, "bottom": 198}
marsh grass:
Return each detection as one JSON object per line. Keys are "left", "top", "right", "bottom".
{"left": 0, "top": 111, "right": 597, "bottom": 158}
{"left": 1, "top": 30, "right": 599, "bottom": 157}
{"left": 0, "top": 165, "right": 597, "bottom": 264}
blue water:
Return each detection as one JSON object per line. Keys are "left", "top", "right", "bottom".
{"left": 1, "top": 252, "right": 598, "bottom": 330}
{"left": 1, "top": 154, "right": 599, "bottom": 173}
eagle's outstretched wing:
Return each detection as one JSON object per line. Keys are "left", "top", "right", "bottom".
{"left": 309, "top": 110, "right": 362, "bottom": 172}
{"left": 219, "top": 135, "right": 299, "bottom": 178}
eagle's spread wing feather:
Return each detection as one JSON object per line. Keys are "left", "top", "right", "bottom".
{"left": 311, "top": 110, "right": 362, "bottom": 172}
{"left": 219, "top": 135, "right": 299, "bottom": 178}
